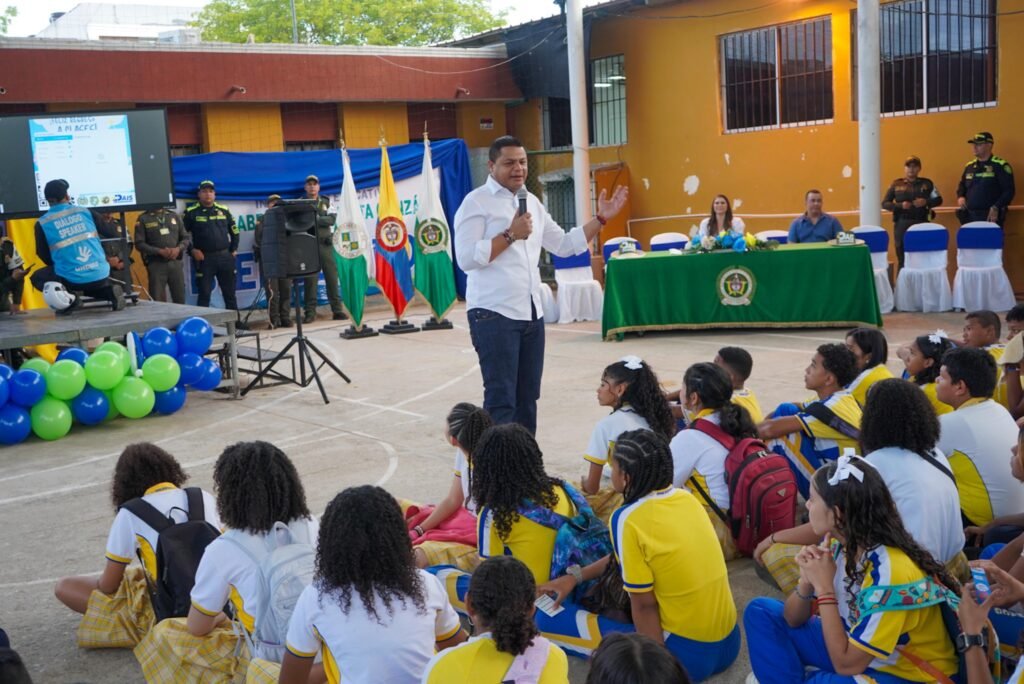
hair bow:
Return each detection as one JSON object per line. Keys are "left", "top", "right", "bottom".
{"left": 827, "top": 453, "right": 868, "bottom": 486}
{"left": 620, "top": 355, "right": 644, "bottom": 370}
{"left": 928, "top": 329, "right": 948, "bottom": 345}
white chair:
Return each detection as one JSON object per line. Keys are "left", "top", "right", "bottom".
{"left": 952, "top": 222, "right": 1016, "bottom": 312}
{"left": 894, "top": 223, "right": 952, "bottom": 312}
{"left": 538, "top": 282, "right": 559, "bottom": 323}
{"left": 551, "top": 251, "right": 602, "bottom": 324}
{"left": 602, "top": 236, "right": 640, "bottom": 262}
{"left": 755, "top": 230, "right": 789, "bottom": 245}
{"left": 852, "top": 226, "right": 894, "bottom": 314}
{"left": 649, "top": 232, "right": 689, "bottom": 252}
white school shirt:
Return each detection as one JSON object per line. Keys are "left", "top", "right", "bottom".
{"left": 285, "top": 569, "right": 462, "bottom": 684}
{"left": 864, "top": 446, "right": 965, "bottom": 564}
{"left": 453, "top": 448, "right": 476, "bottom": 513}
{"left": 670, "top": 413, "right": 730, "bottom": 509}
{"left": 696, "top": 216, "right": 746, "bottom": 238}
{"left": 584, "top": 406, "right": 651, "bottom": 478}
{"left": 190, "top": 516, "right": 319, "bottom": 632}
{"left": 454, "top": 175, "right": 589, "bottom": 321}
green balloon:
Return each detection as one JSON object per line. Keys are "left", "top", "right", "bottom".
{"left": 85, "top": 351, "right": 125, "bottom": 391}
{"left": 46, "top": 359, "right": 87, "bottom": 400}
{"left": 95, "top": 341, "right": 131, "bottom": 377}
{"left": 141, "top": 354, "right": 181, "bottom": 393}
{"left": 103, "top": 389, "right": 120, "bottom": 421}
{"left": 30, "top": 396, "right": 73, "bottom": 440}
{"left": 112, "top": 376, "right": 155, "bottom": 419}
{"left": 21, "top": 358, "right": 51, "bottom": 375}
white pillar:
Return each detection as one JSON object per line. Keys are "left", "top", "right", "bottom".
{"left": 566, "top": 0, "right": 593, "bottom": 224}
{"left": 857, "top": 0, "right": 881, "bottom": 228}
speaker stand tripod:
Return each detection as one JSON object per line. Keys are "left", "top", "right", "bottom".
{"left": 240, "top": 283, "right": 351, "bottom": 404}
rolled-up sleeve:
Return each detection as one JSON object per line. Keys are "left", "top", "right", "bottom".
{"left": 540, "top": 206, "right": 588, "bottom": 257}
{"left": 454, "top": 197, "right": 491, "bottom": 272}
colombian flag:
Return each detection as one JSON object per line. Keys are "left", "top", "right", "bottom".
{"left": 373, "top": 145, "right": 415, "bottom": 319}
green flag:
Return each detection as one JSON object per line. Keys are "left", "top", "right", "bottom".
{"left": 413, "top": 137, "right": 457, "bottom": 321}
{"left": 333, "top": 146, "right": 374, "bottom": 329}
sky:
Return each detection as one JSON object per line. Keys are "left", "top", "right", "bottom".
{"left": 4, "top": 0, "right": 602, "bottom": 38}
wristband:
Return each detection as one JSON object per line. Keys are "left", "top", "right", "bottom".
{"left": 794, "top": 586, "right": 814, "bottom": 601}
{"left": 1006, "top": 365, "right": 1020, "bottom": 372}
{"left": 502, "top": 229, "right": 515, "bottom": 245}
{"left": 595, "top": 214, "right": 608, "bottom": 226}
{"left": 413, "top": 525, "right": 425, "bottom": 537}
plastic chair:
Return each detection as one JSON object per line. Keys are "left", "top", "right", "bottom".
{"left": 894, "top": 223, "right": 952, "bottom": 312}
{"left": 755, "top": 230, "right": 789, "bottom": 245}
{"left": 602, "top": 237, "right": 640, "bottom": 262}
{"left": 551, "top": 251, "right": 602, "bottom": 324}
{"left": 538, "top": 282, "right": 559, "bottom": 323}
{"left": 952, "top": 222, "right": 1015, "bottom": 312}
{"left": 852, "top": 226, "right": 894, "bottom": 314}
{"left": 649, "top": 232, "right": 689, "bottom": 252}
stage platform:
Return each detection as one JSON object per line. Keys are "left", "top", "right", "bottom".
{"left": 0, "top": 301, "right": 240, "bottom": 397}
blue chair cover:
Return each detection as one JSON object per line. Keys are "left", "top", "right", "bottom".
{"left": 650, "top": 240, "right": 687, "bottom": 252}
{"left": 855, "top": 229, "right": 889, "bottom": 254}
{"left": 904, "top": 228, "right": 948, "bottom": 253}
{"left": 603, "top": 238, "right": 639, "bottom": 262}
{"left": 551, "top": 251, "right": 593, "bottom": 270}
{"left": 761, "top": 234, "right": 788, "bottom": 245}
{"left": 957, "top": 227, "right": 1003, "bottom": 250}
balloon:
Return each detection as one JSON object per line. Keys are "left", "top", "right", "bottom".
{"left": 21, "top": 358, "right": 51, "bottom": 375}
{"left": 126, "top": 332, "right": 144, "bottom": 377}
{"left": 0, "top": 376, "right": 7, "bottom": 408}
{"left": 143, "top": 327, "right": 179, "bottom": 358}
{"left": 0, "top": 364, "right": 13, "bottom": 382}
{"left": 95, "top": 341, "right": 131, "bottom": 377}
{"left": 141, "top": 354, "right": 181, "bottom": 393}
{"left": 112, "top": 376, "right": 155, "bottom": 419}
{"left": 176, "top": 317, "right": 214, "bottom": 356}
{"left": 56, "top": 347, "right": 90, "bottom": 366}
{"left": 85, "top": 351, "right": 126, "bottom": 391}
{"left": 191, "top": 358, "right": 223, "bottom": 391}
{"left": 103, "top": 389, "right": 120, "bottom": 421}
{"left": 9, "top": 369, "right": 46, "bottom": 408}
{"left": 30, "top": 396, "right": 73, "bottom": 441}
{"left": 46, "top": 359, "right": 88, "bottom": 401}
{"left": 153, "top": 386, "right": 187, "bottom": 415}
{"left": 71, "top": 386, "right": 109, "bottom": 426}
{"left": 177, "top": 353, "right": 205, "bottom": 386}
{"left": 0, "top": 404, "right": 31, "bottom": 445}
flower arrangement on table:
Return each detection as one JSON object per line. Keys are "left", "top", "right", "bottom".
{"left": 687, "top": 230, "right": 779, "bottom": 254}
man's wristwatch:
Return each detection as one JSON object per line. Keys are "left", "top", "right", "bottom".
{"left": 502, "top": 228, "right": 515, "bottom": 244}
{"left": 566, "top": 564, "right": 584, "bottom": 587}
{"left": 956, "top": 631, "right": 988, "bottom": 653}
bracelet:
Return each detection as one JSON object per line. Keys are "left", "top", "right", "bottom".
{"left": 816, "top": 598, "right": 839, "bottom": 608}
{"left": 413, "top": 525, "right": 425, "bottom": 537}
{"left": 595, "top": 214, "right": 608, "bottom": 226}
{"left": 816, "top": 592, "right": 836, "bottom": 599}
{"left": 502, "top": 228, "right": 515, "bottom": 244}
{"left": 1006, "top": 365, "right": 1020, "bottom": 372}
{"left": 794, "top": 586, "right": 814, "bottom": 601}
{"left": 770, "top": 533, "right": 777, "bottom": 545}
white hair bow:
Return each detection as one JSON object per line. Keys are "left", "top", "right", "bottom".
{"left": 928, "top": 329, "right": 949, "bottom": 345}
{"left": 827, "top": 453, "right": 868, "bottom": 486}
{"left": 620, "top": 355, "right": 644, "bottom": 370}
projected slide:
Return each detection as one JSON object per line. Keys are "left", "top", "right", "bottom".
{"left": 30, "top": 115, "right": 136, "bottom": 210}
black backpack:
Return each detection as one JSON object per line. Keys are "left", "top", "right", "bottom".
{"left": 121, "top": 487, "right": 221, "bottom": 621}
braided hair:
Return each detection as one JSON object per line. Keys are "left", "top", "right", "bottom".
{"left": 683, "top": 362, "right": 756, "bottom": 439}
{"left": 446, "top": 402, "right": 493, "bottom": 455}
{"left": 467, "top": 556, "right": 540, "bottom": 655}
{"left": 603, "top": 360, "right": 676, "bottom": 441}
{"left": 470, "top": 424, "right": 562, "bottom": 540}
{"left": 610, "top": 429, "right": 674, "bottom": 505}
{"left": 910, "top": 334, "right": 954, "bottom": 385}
{"left": 213, "top": 441, "right": 310, "bottom": 534}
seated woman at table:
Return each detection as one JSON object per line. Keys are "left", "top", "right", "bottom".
{"left": 696, "top": 195, "right": 745, "bottom": 238}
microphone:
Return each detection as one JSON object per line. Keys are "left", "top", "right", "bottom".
{"left": 516, "top": 187, "right": 528, "bottom": 216}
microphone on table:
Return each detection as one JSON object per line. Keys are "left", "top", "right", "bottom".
{"left": 516, "top": 187, "right": 528, "bottom": 216}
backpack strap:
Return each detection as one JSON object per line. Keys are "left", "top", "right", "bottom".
{"left": 691, "top": 418, "right": 736, "bottom": 450}
{"left": 184, "top": 487, "right": 206, "bottom": 522}
{"left": 518, "top": 487, "right": 573, "bottom": 532}
{"left": 501, "top": 635, "right": 552, "bottom": 683}
{"left": 921, "top": 450, "right": 956, "bottom": 483}
{"left": 121, "top": 497, "right": 173, "bottom": 533}
{"left": 802, "top": 401, "right": 861, "bottom": 440}
{"left": 896, "top": 645, "right": 956, "bottom": 684}
{"left": 687, "top": 476, "right": 729, "bottom": 526}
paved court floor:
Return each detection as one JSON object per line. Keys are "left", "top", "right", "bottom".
{"left": 0, "top": 300, "right": 971, "bottom": 683}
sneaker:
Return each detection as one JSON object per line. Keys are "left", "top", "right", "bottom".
{"left": 110, "top": 284, "right": 126, "bottom": 311}
{"left": 332, "top": 311, "right": 349, "bottom": 321}
{"left": 303, "top": 311, "right": 316, "bottom": 324}
{"left": 55, "top": 293, "right": 81, "bottom": 316}
{"left": 279, "top": 318, "right": 293, "bottom": 328}
{"left": 269, "top": 319, "right": 281, "bottom": 329}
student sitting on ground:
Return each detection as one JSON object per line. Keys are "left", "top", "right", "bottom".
{"left": 669, "top": 362, "right": 757, "bottom": 559}
{"left": 581, "top": 356, "right": 675, "bottom": 522}
{"left": 903, "top": 330, "right": 955, "bottom": 416}
{"left": 714, "top": 346, "right": 763, "bottom": 423}
{"left": 758, "top": 344, "right": 862, "bottom": 497}
{"left": 958, "top": 561, "right": 1023, "bottom": 684}
{"left": 963, "top": 309, "right": 1009, "bottom": 407}
{"left": 1001, "top": 305, "right": 1024, "bottom": 420}
{"left": 965, "top": 425, "right": 1024, "bottom": 553}
{"left": 935, "top": 346, "right": 1024, "bottom": 531}
{"left": 745, "top": 455, "right": 959, "bottom": 683}
{"left": 586, "top": 633, "right": 691, "bottom": 684}
{"left": 54, "top": 443, "right": 221, "bottom": 650}
{"left": 280, "top": 486, "right": 466, "bottom": 684}
{"left": 845, "top": 327, "right": 893, "bottom": 406}
{"left": 407, "top": 402, "right": 493, "bottom": 571}
{"left": 756, "top": 379, "right": 968, "bottom": 594}
{"left": 135, "top": 441, "right": 319, "bottom": 683}
{"left": 422, "top": 556, "right": 567, "bottom": 683}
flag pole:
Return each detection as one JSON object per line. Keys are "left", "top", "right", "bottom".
{"left": 377, "top": 126, "right": 419, "bottom": 335}
{"left": 337, "top": 131, "right": 380, "bottom": 340}
{"left": 419, "top": 128, "right": 455, "bottom": 331}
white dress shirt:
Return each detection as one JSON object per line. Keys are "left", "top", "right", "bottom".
{"left": 696, "top": 216, "right": 746, "bottom": 238}
{"left": 454, "top": 175, "right": 589, "bottom": 321}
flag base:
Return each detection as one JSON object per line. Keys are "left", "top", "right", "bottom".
{"left": 339, "top": 325, "right": 379, "bottom": 340}
{"left": 380, "top": 319, "right": 420, "bottom": 335}
{"left": 421, "top": 317, "right": 454, "bottom": 331}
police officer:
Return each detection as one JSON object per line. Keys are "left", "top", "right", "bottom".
{"left": 957, "top": 132, "right": 1015, "bottom": 226}
{"left": 99, "top": 211, "right": 132, "bottom": 289}
{"left": 299, "top": 174, "right": 346, "bottom": 324}
{"left": 135, "top": 205, "right": 189, "bottom": 303}
{"left": 254, "top": 194, "right": 292, "bottom": 327}
{"left": 183, "top": 180, "right": 239, "bottom": 310}
{"left": 882, "top": 156, "right": 942, "bottom": 268}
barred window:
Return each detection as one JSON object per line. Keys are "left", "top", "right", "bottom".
{"left": 169, "top": 145, "right": 201, "bottom": 157}
{"left": 284, "top": 140, "right": 337, "bottom": 152}
{"left": 592, "top": 54, "right": 627, "bottom": 146}
{"left": 720, "top": 16, "right": 833, "bottom": 132}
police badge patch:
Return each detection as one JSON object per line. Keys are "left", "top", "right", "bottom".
{"left": 333, "top": 221, "right": 366, "bottom": 259}
{"left": 718, "top": 266, "right": 756, "bottom": 306}
{"left": 415, "top": 219, "right": 449, "bottom": 254}
{"left": 375, "top": 216, "right": 408, "bottom": 253}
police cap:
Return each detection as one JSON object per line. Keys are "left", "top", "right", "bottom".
{"left": 904, "top": 156, "right": 921, "bottom": 167}
{"left": 198, "top": 180, "right": 216, "bottom": 191}
{"left": 967, "top": 132, "right": 994, "bottom": 144}
{"left": 305, "top": 175, "right": 319, "bottom": 184}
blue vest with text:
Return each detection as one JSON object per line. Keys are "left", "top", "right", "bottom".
{"left": 39, "top": 204, "right": 110, "bottom": 284}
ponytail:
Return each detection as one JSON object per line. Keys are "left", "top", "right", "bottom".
{"left": 446, "top": 402, "right": 493, "bottom": 455}
{"left": 684, "top": 363, "right": 756, "bottom": 439}
{"left": 603, "top": 359, "right": 675, "bottom": 441}
{"left": 467, "top": 557, "right": 540, "bottom": 655}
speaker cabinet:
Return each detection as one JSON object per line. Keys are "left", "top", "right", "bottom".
{"left": 259, "top": 200, "right": 321, "bottom": 278}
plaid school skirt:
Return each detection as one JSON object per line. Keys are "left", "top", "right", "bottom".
{"left": 415, "top": 540, "right": 481, "bottom": 572}
{"left": 584, "top": 485, "right": 623, "bottom": 525}
{"left": 134, "top": 618, "right": 250, "bottom": 683}
{"left": 701, "top": 505, "right": 740, "bottom": 562}
{"left": 77, "top": 565, "right": 155, "bottom": 649}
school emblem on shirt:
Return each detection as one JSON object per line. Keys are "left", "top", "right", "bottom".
{"left": 718, "top": 267, "right": 756, "bottom": 306}
{"left": 415, "top": 219, "right": 449, "bottom": 255}
{"left": 375, "top": 216, "right": 408, "bottom": 253}
{"left": 333, "top": 221, "right": 366, "bottom": 259}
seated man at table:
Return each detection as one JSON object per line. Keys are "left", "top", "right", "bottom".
{"left": 787, "top": 189, "right": 844, "bottom": 243}
{"left": 757, "top": 343, "right": 861, "bottom": 496}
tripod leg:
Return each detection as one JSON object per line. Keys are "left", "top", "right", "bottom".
{"left": 239, "top": 336, "right": 301, "bottom": 396}
{"left": 296, "top": 338, "right": 330, "bottom": 403}
{"left": 303, "top": 338, "right": 352, "bottom": 384}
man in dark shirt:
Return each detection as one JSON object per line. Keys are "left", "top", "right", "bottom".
{"left": 957, "top": 132, "right": 1015, "bottom": 226}
{"left": 882, "top": 156, "right": 943, "bottom": 267}
{"left": 183, "top": 180, "right": 239, "bottom": 310}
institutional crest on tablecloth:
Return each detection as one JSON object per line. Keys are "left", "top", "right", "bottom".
{"left": 718, "top": 266, "right": 755, "bottom": 306}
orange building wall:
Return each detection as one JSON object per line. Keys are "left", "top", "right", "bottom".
{"left": 202, "top": 103, "right": 284, "bottom": 152}
{"left": 455, "top": 102, "right": 508, "bottom": 148}
{"left": 341, "top": 103, "right": 408, "bottom": 148}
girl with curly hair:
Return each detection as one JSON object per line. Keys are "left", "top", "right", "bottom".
{"left": 423, "top": 556, "right": 568, "bottom": 683}
{"left": 845, "top": 327, "right": 893, "bottom": 406}
{"left": 55, "top": 443, "right": 220, "bottom": 650}
{"left": 903, "top": 331, "right": 955, "bottom": 416}
{"left": 745, "top": 455, "right": 959, "bottom": 683}
{"left": 279, "top": 486, "right": 466, "bottom": 684}
{"left": 581, "top": 356, "right": 675, "bottom": 521}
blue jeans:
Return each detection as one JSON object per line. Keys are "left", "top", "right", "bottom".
{"left": 467, "top": 307, "right": 544, "bottom": 434}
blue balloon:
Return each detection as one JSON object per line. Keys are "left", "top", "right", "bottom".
{"left": 176, "top": 317, "right": 214, "bottom": 356}
{"left": 56, "top": 347, "right": 90, "bottom": 366}
{"left": 0, "top": 404, "right": 31, "bottom": 445}
{"left": 0, "top": 376, "right": 7, "bottom": 408}
{"left": 0, "top": 364, "right": 13, "bottom": 382}
{"left": 9, "top": 369, "right": 46, "bottom": 408}
{"left": 191, "top": 359, "right": 223, "bottom": 391}
{"left": 143, "top": 327, "right": 178, "bottom": 358}
{"left": 178, "top": 352, "right": 205, "bottom": 386}
{"left": 153, "top": 386, "right": 187, "bottom": 415}
{"left": 71, "top": 385, "right": 110, "bottom": 426}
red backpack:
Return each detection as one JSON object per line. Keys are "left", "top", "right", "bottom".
{"left": 687, "top": 419, "right": 797, "bottom": 555}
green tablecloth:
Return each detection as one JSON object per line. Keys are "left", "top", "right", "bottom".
{"left": 602, "top": 243, "right": 883, "bottom": 340}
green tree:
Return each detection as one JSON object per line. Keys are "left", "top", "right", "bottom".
{"left": 194, "top": 0, "right": 505, "bottom": 46}
{"left": 1, "top": 6, "right": 17, "bottom": 35}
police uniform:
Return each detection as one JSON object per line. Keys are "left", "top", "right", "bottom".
{"left": 254, "top": 194, "right": 292, "bottom": 327}
{"left": 957, "top": 132, "right": 1015, "bottom": 226}
{"left": 135, "top": 207, "right": 189, "bottom": 303}
{"left": 881, "top": 156, "right": 942, "bottom": 267}
{"left": 0, "top": 236, "right": 25, "bottom": 312}
{"left": 299, "top": 175, "right": 346, "bottom": 323}
{"left": 183, "top": 180, "right": 239, "bottom": 310}
{"left": 98, "top": 214, "right": 132, "bottom": 288}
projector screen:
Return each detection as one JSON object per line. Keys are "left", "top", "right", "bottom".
{"left": 0, "top": 108, "right": 175, "bottom": 219}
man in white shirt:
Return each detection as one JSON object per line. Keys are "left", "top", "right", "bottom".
{"left": 454, "top": 136, "right": 627, "bottom": 433}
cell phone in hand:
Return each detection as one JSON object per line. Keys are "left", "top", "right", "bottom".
{"left": 971, "top": 567, "right": 992, "bottom": 603}
{"left": 535, "top": 593, "right": 564, "bottom": 617}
